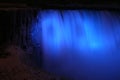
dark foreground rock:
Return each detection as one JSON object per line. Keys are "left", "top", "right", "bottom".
{"left": 0, "top": 45, "right": 69, "bottom": 80}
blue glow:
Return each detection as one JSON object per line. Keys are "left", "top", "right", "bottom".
{"left": 33, "top": 10, "right": 116, "bottom": 51}
{"left": 31, "top": 10, "right": 120, "bottom": 80}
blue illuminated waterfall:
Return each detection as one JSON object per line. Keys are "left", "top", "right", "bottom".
{"left": 31, "top": 10, "right": 120, "bottom": 80}
{"left": 31, "top": 10, "right": 117, "bottom": 51}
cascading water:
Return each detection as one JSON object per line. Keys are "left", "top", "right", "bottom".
{"left": 31, "top": 10, "right": 120, "bottom": 80}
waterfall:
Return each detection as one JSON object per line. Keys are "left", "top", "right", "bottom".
{"left": 31, "top": 10, "right": 120, "bottom": 80}
{"left": 31, "top": 10, "right": 118, "bottom": 52}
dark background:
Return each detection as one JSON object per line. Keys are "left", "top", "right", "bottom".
{"left": 0, "top": 0, "right": 120, "bottom": 9}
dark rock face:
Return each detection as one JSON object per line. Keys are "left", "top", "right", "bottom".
{"left": 0, "top": 52, "right": 11, "bottom": 58}
{"left": 0, "top": 45, "right": 65, "bottom": 80}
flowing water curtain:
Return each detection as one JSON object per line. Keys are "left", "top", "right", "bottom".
{"left": 42, "top": 10, "right": 105, "bottom": 51}
{"left": 40, "top": 10, "right": 62, "bottom": 50}
{"left": 22, "top": 10, "right": 32, "bottom": 49}
{"left": 30, "top": 10, "right": 120, "bottom": 79}
{"left": 100, "top": 11, "right": 117, "bottom": 49}
{"left": 40, "top": 10, "right": 81, "bottom": 52}
{"left": 15, "top": 9, "right": 42, "bottom": 67}
{"left": 18, "top": 9, "right": 36, "bottom": 49}
{"left": 11, "top": 11, "right": 19, "bottom": 45}
{"left": 31, "top": 10, "right": 120, "bottom": 53}
{"left": 110, "top": 12, "right": 120, "bottom": 49}
{"left": 74, "top": 11, "right": 116, "bottom": 51}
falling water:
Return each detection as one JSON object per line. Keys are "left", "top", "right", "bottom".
{"left": 31, "top": 10, "right": 120, "bottom": 80}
